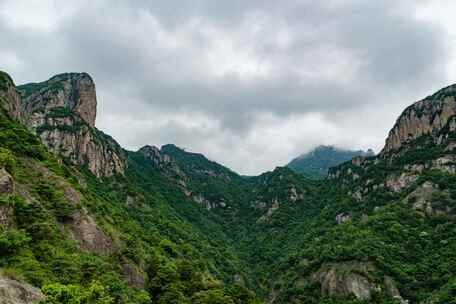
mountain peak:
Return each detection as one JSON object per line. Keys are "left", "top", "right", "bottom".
{"left": 48, "top": 72, "right": 93, "bottom": 82}
{"left": 18, "top": 72, "right": 97, "bottom": 127}
{"left": 0, "top": 71, "right": 14, "bottom": 88}
{"left": 2, "top": 72, "right": 124, "bottom": 177}
{"left": 382, "top": 83, "right": 456, "bottom": 154}
{"left": 287, "top": 145, "right": 374, "bottom": 178}
{"left": 161, "top": 143, "right": 184, "bottom": 152}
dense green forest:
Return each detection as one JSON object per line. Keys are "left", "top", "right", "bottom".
{"left": 1, "top": 70, "right": 456, "bottom": 303}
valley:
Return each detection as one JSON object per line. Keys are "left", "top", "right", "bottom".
{"left": 1, "top": 71, "right": 456, "bottom": 303}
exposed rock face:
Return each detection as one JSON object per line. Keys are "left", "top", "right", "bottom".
{"left": 20, "top": 73, "right": 96, "bottom": 127}
{"left": 139, "top": 145, "right": 189, "bottom": 183}
{"left": 0, "top": 205, "right": 13, "bottom": 228}
{"left": 0, "top": 72, "right": 22, "bottom": 121}
{"left": 139, "top": 145, "right": 225, "bottom": 209}
{"left": 38, "top": 126, "right": 125, "bottom": 177}
{"left": 312, "top": 262, "right": 378, "bottom": 300}
{"left": 258, "top": 198, "right": 280, "bottom": 222}
{"left": 0, "top": 275, "right": 44, "bottom": 304}
{"left": 312, "top": 262, "right": 406, "bottom": 302}
{"left": 0, "top": 168, "right": 14, "bottom": 194}
{"left": 0, "top": 168, "right": 14, "bottom": 228}
{"left": 122, "top": 263, "right": 146, "bottom": 288}
{"left": 405, "top": 182, "right": 452, "bottom": 216}
{"left": 386, "top": 172, "right": 418, "bottom": 192}
{"left": 384, "top": 276, "right": 408, "bottom": 304}
{"left": 12, "top": 72, "right": 125, "bottom": 177}
{"left": 383, "top": 84, "right": 456, "bottom": 153}
{"left": 69, "top": 209, "right": 116, "bottom": 255}
{"left": 139, "top": 145, "right": 169, "bottom": 166}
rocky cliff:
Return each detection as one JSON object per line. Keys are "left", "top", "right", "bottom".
{"left": 0, "top": 72, "right": 125, "bottom": 177}
{"left": 0, "top": 72, "right": 22, "bottom": 121}
{"left": 382, "top": 84, "right": 456, "bottom": 153}
{"left": 19, "top": 73, "right": 96, "bottom": 128}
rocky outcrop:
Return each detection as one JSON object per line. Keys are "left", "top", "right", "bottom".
{"left": 312, "top": 262, "right": 406, "bottom": 302}
{"left": 0, "top": 275, "right": 43, "bottom": 304}
{"left": 38, "top": 126, "right": 125, "bottom": 177}
{"left": 139, "top": 145, "right": 226, "bottom": 209}
{"left": 122, "top": 262, "right": 146, "bottom": 288}
{"left": 312, "top": 262, "right": 378, "bottom": 300}
{"left": 385, "top": 172, "right": 419, "bottom": 192}
{"left": 20, "top": 73, "right": 96, "bottom": 128}
{"left": 139, "top": 145, "right": 171, "bottom": 167}
{"left": 382, "top": 84, "right": 456, "bottom": 154}
{"left": 405, "top": 182, "right": 452, "bottom": 216}
{"left": 0, "top": 168, "right": 14, "bottom": 228}
{"left": 0, "top": 205, "right": 13, "bottom": 229}
{"left": 0, "top": 168, "right": 14, "bottom": 194}
{"left": 258, "top": 198, "right": 280, "bottom": 222}
{"left": 9, "top": 72, "right": 126, "bottom": 177}
{"left": 69, "top": 209, "right": 116, "bottom": 255}
{"left": 0, "top": 72, "right": 22, "bottom": 121}
{"left": 138, "top": 145, "right": 184, "bottom": 178}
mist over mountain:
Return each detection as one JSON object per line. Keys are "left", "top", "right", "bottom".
{"left": 287, "top": 145, "right": 375, "bottom": 178}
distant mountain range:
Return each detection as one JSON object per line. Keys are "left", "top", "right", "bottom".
{"left": 287, "top": 145, "right": 375, "bottom": 178}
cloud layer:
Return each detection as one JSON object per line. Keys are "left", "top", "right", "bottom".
{"left": 1, "top": 0, "right": 455, "bottom": 174}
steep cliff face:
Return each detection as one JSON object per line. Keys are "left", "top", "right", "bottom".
{"left": 0, "top": 72, "right": 22, "bottom": 121}
{"left": 382, "top": 84, "right": 456, "bottom": 153}
{"left": 9, "top": 72, "right": 126, "bottom": 177}
{"left": 19, "top": 73, "right": 96, "bottom": 128}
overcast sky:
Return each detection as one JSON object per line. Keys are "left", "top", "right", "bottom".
{"left": 1, "top": 0, "right": 456, "bottom": 175}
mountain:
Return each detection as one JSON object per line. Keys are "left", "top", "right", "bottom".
{"left": 0, "top": 71, "right": 258, "bottom": 304}
{"left": 2, "top": 70, "right": 456, "bottom": 304}
{"left": 17, "top": 73, "right": 125, "bottom": 177}
{"left": 287, "top": 145, "right": 375, "bottom": 178}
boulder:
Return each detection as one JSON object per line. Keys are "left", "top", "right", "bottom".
{"left": 0, "top": 275, "right": 43, "bottom": 304}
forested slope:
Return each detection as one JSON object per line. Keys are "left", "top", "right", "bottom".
{"left": 1, "top": 71, "right": 456, "bottom": 304}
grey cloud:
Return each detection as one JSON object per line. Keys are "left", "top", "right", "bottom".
{"left": 0, "top": 0, "right": 452, "bottom": 174}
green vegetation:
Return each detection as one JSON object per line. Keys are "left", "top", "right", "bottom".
{"left": 46, "top": 106, "right": 73, "bottom": 118}
{"left": 0, "top": 71, "right": 14, "bottom": 91}
{"left": 2, "top": 70, "right": 456, "bottom": 304}
{"left": 17, "top": 80, "right": 64, "bottom": 99}
{"left": 0, "top": 106, "right": 258, "bottom": 303}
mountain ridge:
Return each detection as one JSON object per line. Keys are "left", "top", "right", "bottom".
{"left": 2, "top": 70, "right": 456, "bottom": 303}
